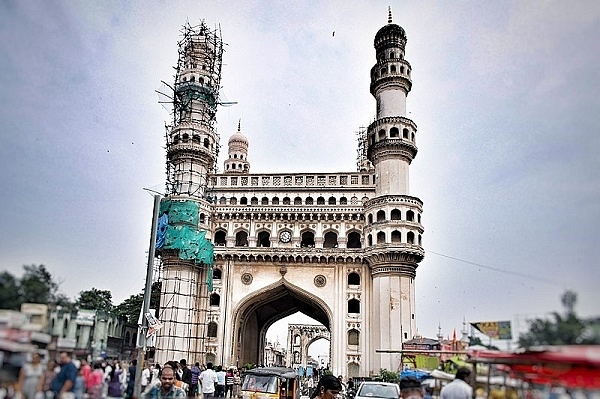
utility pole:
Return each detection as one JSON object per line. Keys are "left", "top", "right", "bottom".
{"left": 134, "top": 194, "right": 161, "bottom": 398}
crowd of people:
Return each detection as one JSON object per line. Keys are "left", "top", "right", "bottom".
{"left": 7, "top": 352, "right": 243, "bottom": 399}
{"left": 6, "top": 350, "right": 473, "bottom": 399}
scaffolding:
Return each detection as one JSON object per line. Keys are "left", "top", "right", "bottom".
{"left": 162, "top": 21, "right": 224, "bottom": 198}
{"left": 355, "top": 126, "right": 373, "bottom": 172}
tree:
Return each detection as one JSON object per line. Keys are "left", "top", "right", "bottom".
{"left": 0, "top": 271, "right": 21, "bottom": 310}
{"left": 468, "top": 336, "right": 499, "bottom": 350}
{"left": 75, "top": 288, "right": 113, "bottom": 312}
{"left": 19, "top": 265, "right": 60, "bottom": 304}
{"left": 518, "top": 290, "right": 588, "bottom": 347}
{"left": 114, "top": 281, "right": 162, "bottom": 324}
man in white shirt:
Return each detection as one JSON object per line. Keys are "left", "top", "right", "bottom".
{"left": 141, "top": 362, "right": 151, "bottom": 393}
{"left": 199, "top": 363, "right": 218, "bottom": 399}
{"left": 440, "top": 367, "right": 473, "bottom": 399}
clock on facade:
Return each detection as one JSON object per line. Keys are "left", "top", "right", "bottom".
{"left": 279, "top": 231, "right": 292, "bottom": 243}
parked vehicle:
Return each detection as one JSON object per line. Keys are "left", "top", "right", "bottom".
{"left": 354, "top": 381, "right": 400, "bottom": 399}
{"left": 241, "top": 367, "right": 299, "bottom": 399}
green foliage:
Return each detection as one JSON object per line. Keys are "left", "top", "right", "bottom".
{"left": 113, "top": 281, "right": 162, "bottom": 324}
{"left": 19, "top": 265, "right": 59, "bottom": 304}
{"left": 518, "top": 290, "right": 596, "bottom": 347}
{"left": 75, "top": 288, "right": 113, "bottom": 312}
{"left": 377, "top": 369, "right": 399, "bottom": 383}
{"left": 243, "top": 363, "right": 256, "bottom": 370}
{"left": 0, "top": 271, "right": 21, "bottom": 309}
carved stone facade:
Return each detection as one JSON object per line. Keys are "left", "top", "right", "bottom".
{"left": 154, "top": 14, "right": 424, "bottom": 378}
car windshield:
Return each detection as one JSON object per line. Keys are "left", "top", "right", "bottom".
{"left": 242, "top": 375, "right": 278, "bottom": 394}
{"left": 357, "top": 384, "right": 398, "bottom": 399}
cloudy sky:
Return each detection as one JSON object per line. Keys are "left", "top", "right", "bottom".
{"left": 1, "top": 0, "right": 599, "bottom": 349}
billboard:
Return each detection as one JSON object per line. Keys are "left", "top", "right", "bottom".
{"left": 470, "top": 321, "right": 512, "bottom": 339}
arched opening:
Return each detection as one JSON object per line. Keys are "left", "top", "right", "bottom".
{"left": 377, "top": 231, "right": 386, "bottom": 244}
{"left": 294, "top": 197, "right": 302, "bottom": 205}
{"left": 209, "top": 293, "right": 220, "bottom": 307}
{"left": 283, "top": 197, "right": 291, "bottom": 205}
{"left": 406, "top": 210, "right": 415, "bottom": 222}
{"left": 235, "top": 231, "right": 248, "bottom": 247}
{"left": 213, "top": 268, "right": 222, "bottom": 280}
{"left": 305, "top": 197, "right": 314, "bottom": 205}
{"left": 323, "top": 231, "right": 338, "bottom": 248}
{"left": 257, "top": 231, "right": 271, "bottom": 247}
{"left": 348, "top": 272, "right": 360, "bottom": 286}
{"left": 391, "top": 230, "right": 401, "bottom": 243}
{"left": 261, "top": 197, "right": 269, "bottom": 205}
{"left": 367, "top": 234, "right": 373, "bottom": 246}
{"left": 234, "top": 281, "right": 331, "bottom": 367}
{"left": 328, "top": 197, "right": 336, "bottom": 205}
{"left": 347, "top": 232, "right": 362, "bottom": 249}
{"left": 376, "top": 210, "right": 386, "bottom": 222}
{"left": 214, "top": 230, "right": 226, "bottom": 246}
{"left": 403, "top": 128, "right": 409, "bottom": 139}
{"left": 339, "top": 197, "right": 347, "bottom": 205}
{"left": 348, "top": 329, "right": 359, "bottom": 345}
{"left": 317, "top": 197, "right": 325, "bottom": 205}
{"left": 251, "top": 197, "right": 258, "bottom": 205}
{"left": 272, "top": 197, "right": 280, "bottom": 205}
{"left": 407, "top": 231, "right": 415, "bottom": 244}
{"left": 391, "top": 209, "right": 401, "bottom": 220}
{"left": 368, "top": 214, "right": 373, "bottom": 224}
{"left": 240, "top": 197, "right": 248, "bottom": 205}
{"left": 378, "top": 129, "right": 386, "bottom": 140}
{"left": 207, "top": 322, "right": 218, "bottom": 337}
{"left": 348, "top": 299, "right": 360, "bottom": 314}
{"left": 301, "top": 231, "right": 315, "bottom": 248}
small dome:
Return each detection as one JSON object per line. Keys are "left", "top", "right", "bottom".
{"left": 228, "top": 120, "right": 248, "bottom": 144}
{"left": 374, "top": 23, "right": 406, "bottom": 47}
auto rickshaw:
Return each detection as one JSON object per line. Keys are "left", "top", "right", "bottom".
{"left": 241, "top": 367, "right": 299, "bottom": 399}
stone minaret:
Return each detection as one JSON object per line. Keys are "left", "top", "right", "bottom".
{"left": 364, "top": 8, "right": 425, "bottom": 371}
{"left": 224, "top": 120, "right": 250, "bottom": 173}
{"left": 155, "top": 21, "right": 223, "bottom": 364}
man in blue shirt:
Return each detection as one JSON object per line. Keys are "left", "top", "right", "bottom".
{"left": 142, "top": 365, "right": 186, "bottom": 398}
{"left": 50, "top": 352, "right": 78, "bottom": 399}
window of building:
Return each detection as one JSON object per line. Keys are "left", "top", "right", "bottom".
{"left": 283, "top": 197, "right": 291, "bottom": 205}
{"left": 294, "top": 197, "right": 302, "bottom": 205}
{"left": 317, "top": 197, "right": 325, "bottom": 205}
{"left": 214, "top": 230, "right": 226, "bottom": 246}
{"left": 391, "top": 209, "right": 401, "bottom": 220}
{"left": 340, "top": 197, "right": 347, "bottom": 205}
{"left": 407, "top": 231, "right": 415, "bottom": 244}
{"left": 305, "top": 197, "right": 314, "bottom": 205}
{"left": 348, "top": 329, "right": 360, "bottom": 345}
{"left": 235, "top": 231, "right": 248, "bottom": 246}
{"left": 391, "top": 230, "right": 401, "bottom": 243}
{"left": 213, "top": 268, "right": 222, "bottom": 280}
{"left": 348, "top": 272, "right": 360, "bottom": 285}
{"left": 376, "top": 210, "right": 386, "bottom": 222}
{"left": 257, "top": 231, "right": 270, "bottom": 247}
{"left": 210, "top": 293, "right": 220, "bottom": 306}
{"left": 323, "top": 231, "right": 338, "bottom": 248}
{"left": 345, "top": 231, "right": 360, "bottom": 248}
{"left": 240, "top": 197, "right": 247, "bottom": 205}
{"left": 301, "top": 231, "right": 315, "bottom": 248}
{"left": 377, "top": 231, "right": 386, "bottom": 244}
{"left": 261, "top": 197, "right": 269, "bottom": 205}
{"left": 272, "top": 197, "right": 280, "bottom": 205}
{"left": 207, "top": 322, "right": 218, "bottom": 337}
{"left": 406, "top": 210, "right": 415, "bottom": 222}
{"left": 348, "top": 299, "right": 360, "bottom": 314}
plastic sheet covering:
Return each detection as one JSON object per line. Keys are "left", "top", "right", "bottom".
{"left": 157, "top": 199, "right": 215, "bottom": 290}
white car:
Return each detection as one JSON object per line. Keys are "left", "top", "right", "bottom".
{"left": 354, "top": 382, "right": 400, "bottom": 399}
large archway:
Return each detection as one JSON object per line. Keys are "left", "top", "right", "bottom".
{"left": 232, "top": 279, "right": 332, "bottom": 367}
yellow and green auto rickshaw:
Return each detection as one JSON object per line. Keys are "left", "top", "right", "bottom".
{"left": 241, "top": 367, "right": 299, "bottom": 399}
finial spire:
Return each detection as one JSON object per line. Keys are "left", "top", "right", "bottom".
{"left": 238, "top": 119, "right": 241, "bottom": 131}
{"left": 388, "top": 6, "right": 393, "bottom": 24}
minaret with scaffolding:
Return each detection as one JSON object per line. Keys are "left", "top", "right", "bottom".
{"left": 154, "top": 21, "right": 222, "bottom": 364}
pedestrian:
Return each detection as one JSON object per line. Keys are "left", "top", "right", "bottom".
{"left": 125, "top": 359, "right": 137, "bottom": 399}
{"left": 50, "top": 352, "right": 78, "bottom": 399}
{"left": 40, "top": 360, "right": 57, "bottom": 399}
{"left": 106, "top": 365, "right": 124, "bottom": 399}
{"left": 179, "top": 360, "right": 192, "bottom": 397}
{"left": 215, "top": 366, "right": 225, "bottom": 398}
{"left": 189, "top": 363, "right": 201, "bottom": 398}
{"left": 399, "top": 377, "right": 423, "bottom": 399}
{"left": 309, "top": 375, "right": 342, "bottom": 399}
{"left": 73, "top": 367, "right": 86, "bottom": 399}
{"left": 142, "top": 365, "right": 186, "bottom": 398}
{"left": 16, "top": 352, "right": 44, "bottom": 399}
{"left": 225, "top": 369, "right": 234, "bottom": 398}
{"left": 198, "top": 362, "right": 218, "bottom": 399}
{"left": 141, "top": 362, "right": 151, "bottom": 394}
{"left": 232, "top": 371, "right": 241, "bottom": 399}
{"left": 87, "top": 364, "right": 104, "bottom": 399}
{"left": 440, "top": 367, "right": 473, "bottom": 399}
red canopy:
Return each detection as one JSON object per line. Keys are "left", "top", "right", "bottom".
{"left": 467, "top": 345, "right": 600, "bottom": 389}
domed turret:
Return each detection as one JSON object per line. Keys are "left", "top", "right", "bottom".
{"left": 224, "top": 120, "right": 250, "bottom": 174}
